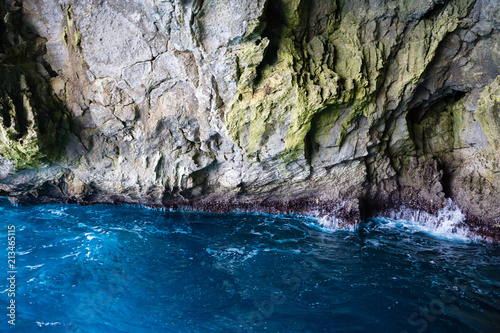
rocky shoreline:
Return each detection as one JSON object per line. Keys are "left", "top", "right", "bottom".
{"left": 1, "top": 0, "right": 499, "bottom": 242}
{"left": 2, "top": 166, "right": 498, "bottom": 242}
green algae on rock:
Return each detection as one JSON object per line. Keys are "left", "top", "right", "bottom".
{"left": 0, "top": 2, "right": 71, "bottom": 171}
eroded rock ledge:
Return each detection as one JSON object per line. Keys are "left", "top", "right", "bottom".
{"left": 0, "top": 0, "right": 499, "bottom": 241}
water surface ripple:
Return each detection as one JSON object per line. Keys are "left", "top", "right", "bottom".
{"left": 0, "top": 199, "right": 499, "bottom": 332}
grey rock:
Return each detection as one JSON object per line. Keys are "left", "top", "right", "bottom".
{"left": 78, "top": 1, "right": 153, "bottom": 79}
{"left": 114, "top": 104, "right": 137, "bottom": 123}
{"left": 0, "top": 0, "right": 499, "bottom": 240}
{"left": 89, "top": 104, "right": 114, "bottom": 127}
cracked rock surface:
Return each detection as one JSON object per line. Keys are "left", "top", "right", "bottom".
{"left": 0, "top": 0, "right": 499, "bottom": 240}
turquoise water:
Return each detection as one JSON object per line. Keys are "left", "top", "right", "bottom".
{"left": 0, "top": 198, "right": 499, "bottom": 332}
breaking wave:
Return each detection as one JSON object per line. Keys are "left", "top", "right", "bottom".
{"left": 310, "top": 199, "right": 486, "bottom": 242}
{"left": 314, "top": 214, "right": 358, "bottom": 232}
{"left": 373, "top": 199, "right": 477, "bottom": 242}
{"left": 310, "top": 201, "right": 359, "bottom": 232}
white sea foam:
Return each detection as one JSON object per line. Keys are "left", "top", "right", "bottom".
{"left": 26, "top": 264, "right": 44, "bottom": 270}
{"left": 36, "top": 321, "right": 62, "bottom": 327}
{"left": 375, "top": 199, "right": 477, "bottom": 241}
{"left": 310, "top": 199, "right": 483, "bottom": 241}
{"left": 60, "top": 253, "right": 79, "bottom": 259}
{"left": 315, "top": 215, "right": 358, "bottom": 232}
{"left": 206, "top": 247, "right": 259, "bottom": 271}
{"left": 17, "top": 248, "right": 34, "bottom": 255}
{"left": 310, "top": 201, "right": 358, "bottom": 232}
{"left": 46, "top": 207, "right": 69, "bottom": 217}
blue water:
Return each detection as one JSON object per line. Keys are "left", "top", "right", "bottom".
{"left": 0, "top": 198, "right": 499, "bottom": 332}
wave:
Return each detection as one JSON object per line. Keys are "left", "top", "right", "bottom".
{"left": 308, "top": 198, "right": 485, "bottom": 242}
{"left": 373, "top": 199, "right": 479, "bottom": 242}
{"left": 309, "top": 201, "right": 359, "bottom": 232}
{"left": 314, "top": 214, "right": 358, "bottom": 232}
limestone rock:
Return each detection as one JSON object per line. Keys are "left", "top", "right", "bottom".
{"left": 0, "top": 0, "right": 498, "bottom": 239}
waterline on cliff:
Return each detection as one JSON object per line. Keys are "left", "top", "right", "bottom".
{"left": 9, "top": 197, "right": 483, "bottom": 242}
{"left": 103, "top": 199, "right": 483, "bottom": 242}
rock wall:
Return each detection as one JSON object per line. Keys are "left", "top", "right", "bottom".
{"left": 0, "top": 0, "right": 499, "bottom": 239}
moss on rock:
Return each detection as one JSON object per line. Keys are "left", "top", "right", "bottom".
{"left": 0, "top": 2, "right": 71, "bottom": 172}
{"left": 224, "top": 0, "right": 478, "bottom": 165}
{"left": 478, "top": 75, "right": 500, "bottom": 150}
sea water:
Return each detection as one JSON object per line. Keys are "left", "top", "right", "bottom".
{"left": 0, "top": 198, "right": 498, "bottom": 332}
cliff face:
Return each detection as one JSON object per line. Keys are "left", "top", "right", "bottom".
{"left": 0, "top": 0, "right": 499, "bottom": 237}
